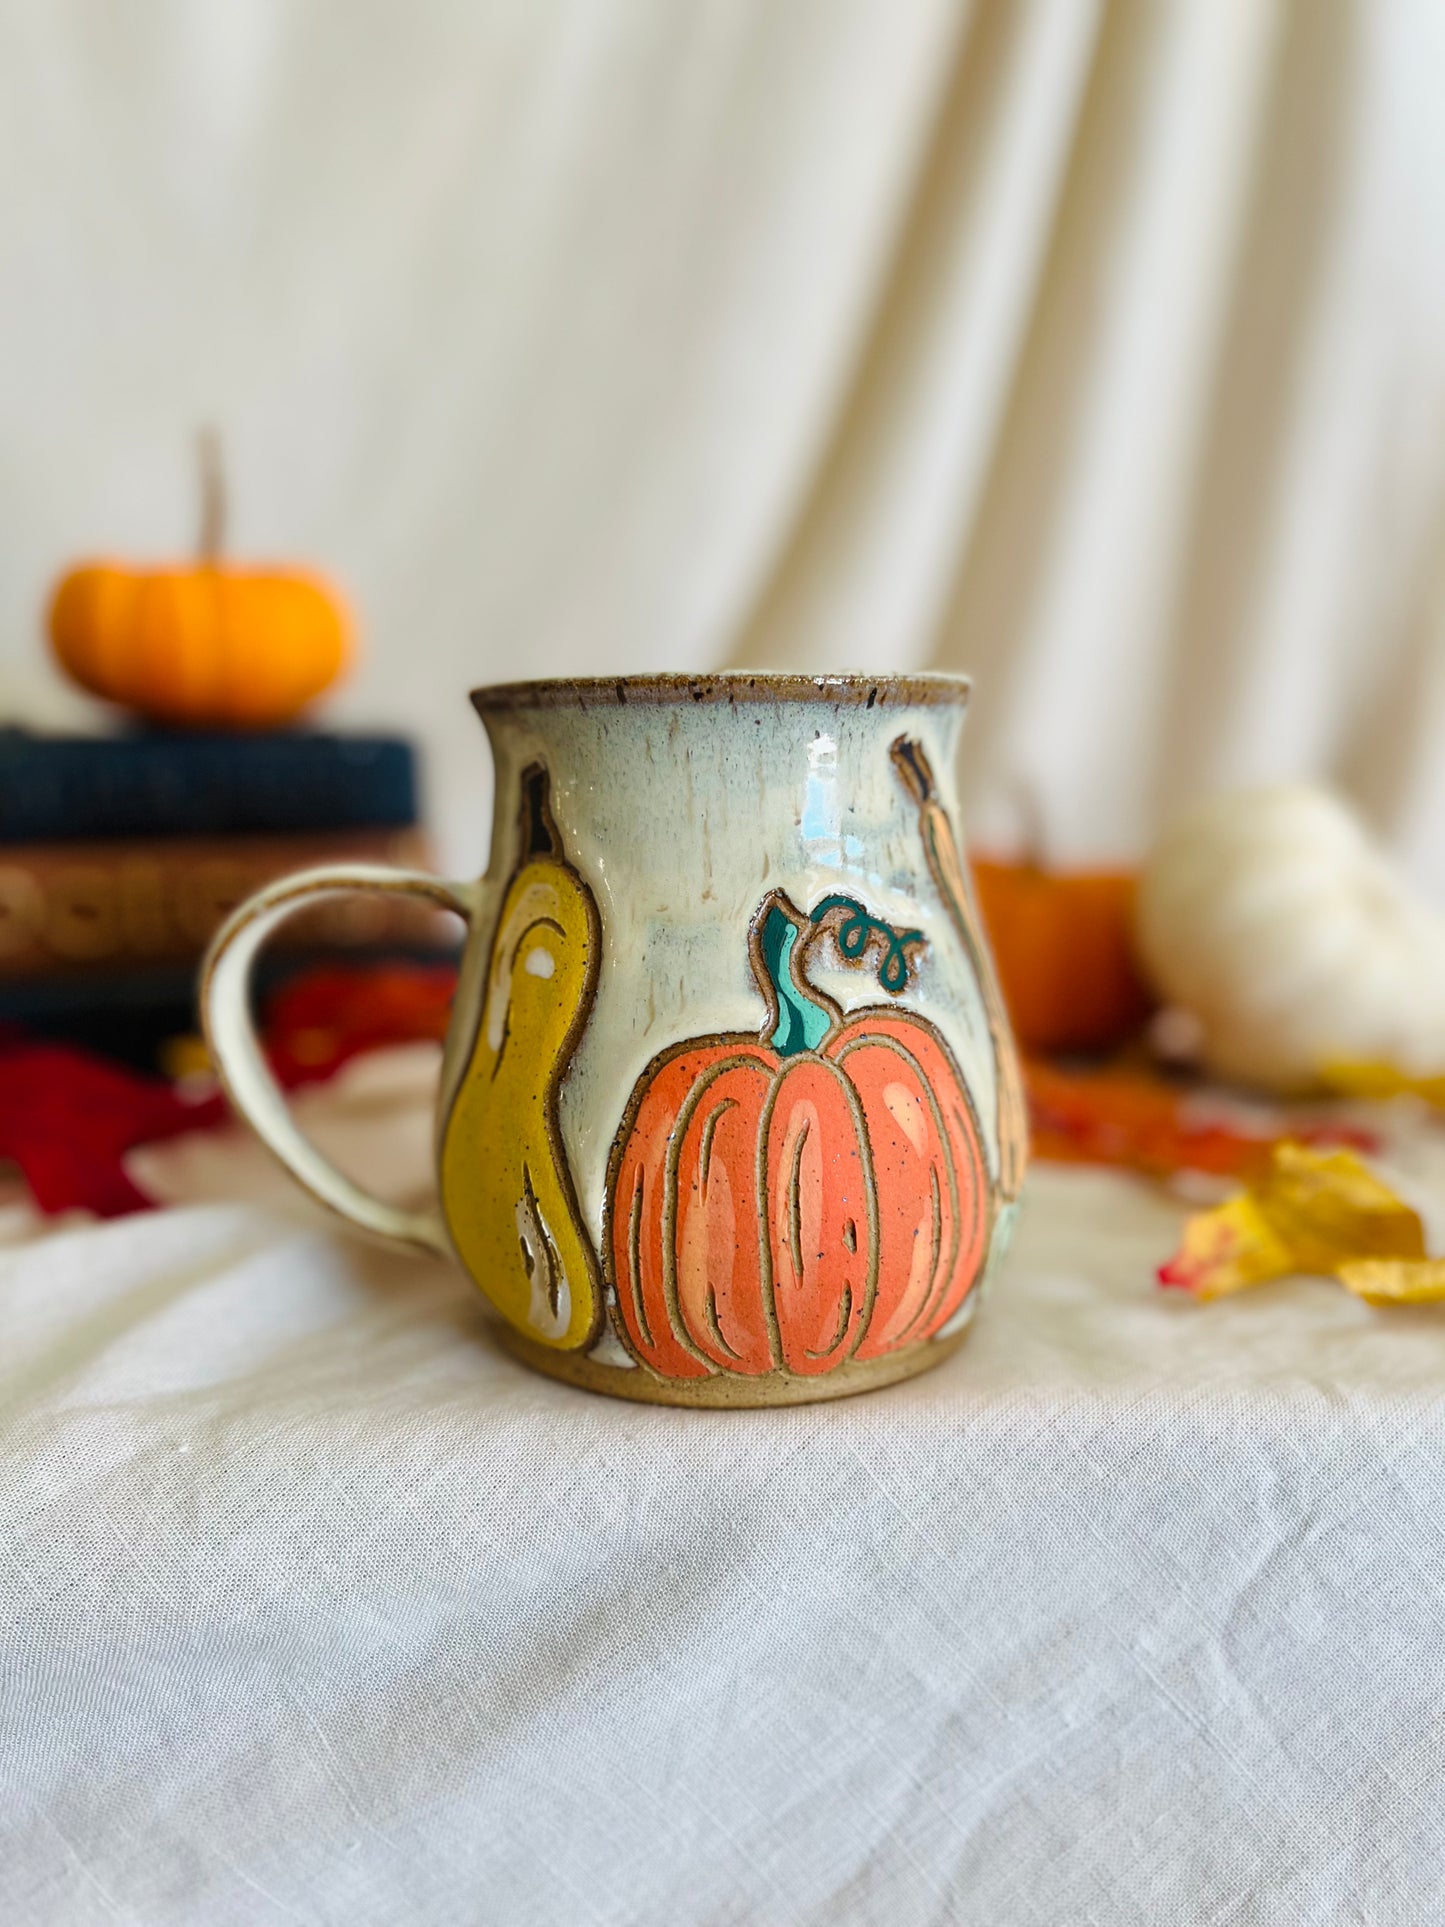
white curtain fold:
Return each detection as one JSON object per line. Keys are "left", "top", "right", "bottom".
{"left": 2, "top": 0, "right": 1443, "bottom": 883}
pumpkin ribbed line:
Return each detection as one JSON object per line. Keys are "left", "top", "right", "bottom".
{"left": 754, "top": 1054, "right": 877, "bottom": 1377}
{"left": 659, "top": 1051, "right": 768, "bottom": 1375}
{"left": 835, "top": 1027, "right": 963, "bottom": 1352}
{"left": 623, "top": 1170, "right": 652, "bottom": 1353}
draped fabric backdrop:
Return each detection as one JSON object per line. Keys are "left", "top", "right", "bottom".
{"left": 8, "top": 10, "right": 1445, "bottom": 1925}
{"left": 3, "top": 0, "right": 1445, "bottom": 885}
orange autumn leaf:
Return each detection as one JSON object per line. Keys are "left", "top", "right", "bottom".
{"left": 1159, "top": 1142, "right": 1427, "bottom": 1300}
{"left": 1025, "top": 1059, "right": 1375, "bottom": 1183}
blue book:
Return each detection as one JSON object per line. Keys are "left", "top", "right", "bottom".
{"left": 0, "top": 729, "right": 418, "bottom": 844}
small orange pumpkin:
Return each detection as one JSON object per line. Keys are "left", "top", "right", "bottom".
{"left": 48, "top": 433, "right": 351, "bottom": 730}
{"left": 971, "top": 858, "right": 1153, "bottom": 1055}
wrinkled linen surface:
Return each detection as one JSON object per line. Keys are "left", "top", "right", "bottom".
{"left": 4, "top": 1051, "right": 1444, "bottom": 1926}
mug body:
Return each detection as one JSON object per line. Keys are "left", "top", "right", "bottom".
{"left": 436, "top": 673, "right": 1024, "bottom": 1407}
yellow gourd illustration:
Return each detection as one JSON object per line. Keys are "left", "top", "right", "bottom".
{"left": 440, "top": 763, "right": 603, "bottom": 1350}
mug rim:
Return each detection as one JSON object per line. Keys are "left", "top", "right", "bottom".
{"left": 470, "top": 670, "right": 971, "bottom": 713}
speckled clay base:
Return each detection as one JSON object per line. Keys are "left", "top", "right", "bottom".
{"left": 499, "top": 1321, "right": 974, "bottom": 1408}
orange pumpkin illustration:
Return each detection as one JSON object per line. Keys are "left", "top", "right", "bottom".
{"left": 607, "top": 889, "right": 990, "bottom": 1380}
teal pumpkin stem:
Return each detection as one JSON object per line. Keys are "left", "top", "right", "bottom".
{"left": 809, "top": 893, "right": 923, "bottom": 995}
{"left": 758, "top": 902, "right": 835, "bottom": 1058}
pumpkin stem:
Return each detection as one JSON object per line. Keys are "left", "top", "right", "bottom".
{"left": 889, "top": 735, "right": 933, "bottom": 808}
{"left": 197, "top": 426, "right": 225, "bottom": 564}
{"left": 753, "top": 892, "right": 838, "bottom": 1058}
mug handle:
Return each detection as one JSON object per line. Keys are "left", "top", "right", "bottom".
{"left": 200, "top": 862, "right": 472, "bottom": 1255}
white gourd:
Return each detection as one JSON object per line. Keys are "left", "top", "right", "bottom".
{"left": 1135, "top": 786, "right": 1445, "bottom": 1092}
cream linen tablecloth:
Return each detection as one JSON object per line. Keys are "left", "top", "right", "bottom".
{"left": 4, "top": 1049, "right": 1444, "bottom": 1926}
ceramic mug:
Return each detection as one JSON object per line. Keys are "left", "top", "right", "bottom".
{"left": 201, "top": 673, "right": 1027, "bottom": 1407}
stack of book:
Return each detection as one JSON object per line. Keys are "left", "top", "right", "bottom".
{"left": 0, "top": 728, "right": 452, "bottom": 1067}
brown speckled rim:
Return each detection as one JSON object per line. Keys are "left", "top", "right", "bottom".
{"left": 470, "top": 670, "right": 970, "bottom": 714}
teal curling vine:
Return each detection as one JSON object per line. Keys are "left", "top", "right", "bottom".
{"left": 809, "top": 893, "right": 923, "bottom": 995}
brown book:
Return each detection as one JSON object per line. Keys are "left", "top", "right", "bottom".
{"left": 0, "top": 828, "right": 451, "bottom": 979}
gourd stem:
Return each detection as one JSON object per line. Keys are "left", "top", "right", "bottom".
{"left": 197, "top": 426, "right": 225, "bottom": 564}
{"left": 519, "top": 761, "right": 563, "bottom": 859}
{"left": 891, "top": 733, "right": 1029, "bottom": 1201}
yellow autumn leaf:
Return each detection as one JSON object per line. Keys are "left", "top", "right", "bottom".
{"left": 1254, "top": 1142, "right": 1427, "bottom": 1273}
{"left": 1337, "top": 1259, "right": 1445, "bottom": 1306}
{"left": 1158, "top": 1141, "right": 1426, "bottom": 1301}
{"left": 1321, "top": 1059, "right": 1445, "bottom": 1110}
{"left": 1157, "top": 1194, "right": 1296, "bottom": 1299}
